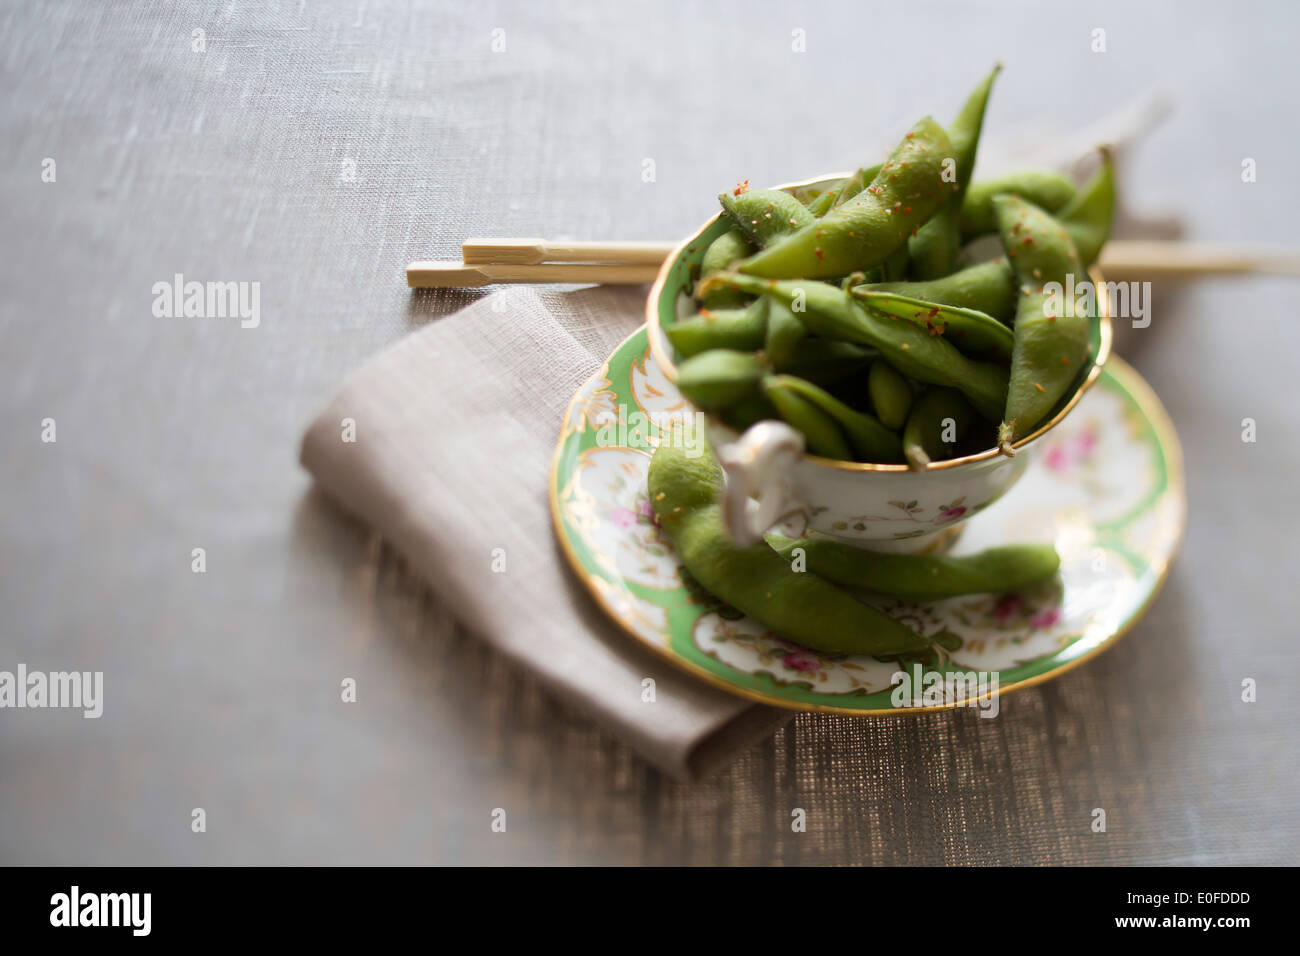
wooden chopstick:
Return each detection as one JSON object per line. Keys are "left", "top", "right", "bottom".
{"left": 461, "top": 238, "right": 676, "bottom": 266}
{"left": 406, "top": 261, "right": 660, "bottom": 288}
{"left": 406, "top": 239, "right": 1300, "bottom": 288}
{"left": 1096, "top": 241, "right": 1300, "bottom": 279}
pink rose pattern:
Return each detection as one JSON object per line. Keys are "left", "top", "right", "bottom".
{"left": 933, "top": 505, "right": 967, "bottom": 524}
{"left": 989, "top": 591, "right": 1063, "bottom": 631}
{"left": 1045, "top": 425, "right": 1099, "bottom": 473}
{"left": 781, "top": 650, "right": 821, "bottom": 673}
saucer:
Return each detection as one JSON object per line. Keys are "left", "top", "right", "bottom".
{"left": 550, "top": 326, "right": 1185, "bottom": 714}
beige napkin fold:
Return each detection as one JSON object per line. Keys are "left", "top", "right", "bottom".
{"left": 300, "top": 285, "right": 788, "bottom": 780}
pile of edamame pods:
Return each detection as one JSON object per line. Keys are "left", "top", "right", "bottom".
{"left": 668, "top": 65, "right": 1116, "bottom": 467}
{"left": 649, "top": 426, "right": 1061, "bottom": 656}
{"left": 648, "top": 68, "right": 1112, "bottom": 654}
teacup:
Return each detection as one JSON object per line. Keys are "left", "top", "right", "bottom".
{"left": 646, "top": 173, "right": 1113, "bottom": 552}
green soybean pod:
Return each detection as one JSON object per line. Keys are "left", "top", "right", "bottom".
{"left": 775, "top": 338, "right": 877, "bottom": 386}
{"left": 805, "top": 180, "right": 846, "bottom": 217}
{"left": 762, "top": 375, "right": 855, "bottom": 460}
{"left": 850, "top": 288, "right": 1014, "bottom": 360}
{"left": 649, "top": 430, "right": 927, "bottom": 655}
{"left": 960, "top": 170, "right": 1077, "bottom": 239}
{"left": 1057, "top": 147, "right": 1115, "bottom": 269}
{"left": 666, "top": 298, "right": 769, "bottom": 357}
{"left": 719, "top": 188, "right": 816, "bottom": 248}
{"left": 910, "top": 64, "right": 1001, "bottom": 279}
{"left": 879, "top": 243, "right": 911, "bottom": 282}
{"left": 767, "top": 374, "right": 903, "bottom": 463}
{"left": 766, "top": 536, "right": 1061, "bottom": 601}
{"left": 720, "top": 392, "right": 779, "bottom": 432}
{"left": 702, "top": 227, "right": 751, "bottom": 272}
{"left": 857, "top": 258, "right": 1017, "bottom": 324}
{"left": 806, "top": 164, "right": 884, "bottom": 218}
{"left": 675, "top": 349, "right": 767, "bottom": 411}
{"left": 902, "top": 387, "right": 974, "bottom": 469}
{"left": 867, "top": 359, "right": 914, "bottom": 429}
{"left": 764, "top": 299, "right": 808, "bottom": 367}
{"left": 739, "top": 117, "right": 953, "bottom": 278}
{"left": 701, "top": 273, "right": 1009, "bottom": 422}
{"left": 698, "top": 228, "right": 753, "bottom": 309}
{"left": 830, "top": 163, "right": 883, "bottom": 210}
{"left": 992, "top": 195, "right": 1089, "bottom": 448}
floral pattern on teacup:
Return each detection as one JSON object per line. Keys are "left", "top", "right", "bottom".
{"left": 820, "top": 495, "right": 997, "bottom": 540}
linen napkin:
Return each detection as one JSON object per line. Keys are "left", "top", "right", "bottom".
{"left": 300, "top": 285, "right": 789, "bottom": 780}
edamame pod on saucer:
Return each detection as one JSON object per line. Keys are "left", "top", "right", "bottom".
{"left": 766, "top": 536, "right": 1061, "bottom": 601}
{"left": 649, "top": 427, "right": 928, "bottom": 655}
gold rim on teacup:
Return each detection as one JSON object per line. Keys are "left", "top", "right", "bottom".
{"left": 645, "top": 172, "right": 1114, "bottom": 473}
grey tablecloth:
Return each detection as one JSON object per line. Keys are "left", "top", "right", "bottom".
{"left": 1, "top": 0, "right": 1297, "bottom": 864}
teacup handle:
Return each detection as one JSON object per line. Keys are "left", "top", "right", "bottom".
{"left": 715, "top": 421, "right": 805, "bottom": 546}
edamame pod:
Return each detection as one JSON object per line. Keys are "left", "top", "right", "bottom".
{"left": 675, "top": 349, "right": 767, "bottom": 410}
{"left": 720, "top": 188, "right": 816, "bottom": 248}
{"left": 806, "top": 180, "right": 845, "bottom": 217}
{"left": 910, "top": 64, "right": 1000, "bottom": 279}
{"left": 699, "top": 228, "right": 753, "bottom": 309}
{"left": 805, "top": 163, "right": 883, "bottom": 217}
{"left": 720, "top": 392, "right": 779, "bottom": 432}
{"left": 767, "top": 374, "right": 903, "bottom": 463}
{"left": 738, "top": 117, "right": 953, "bottom": 278}
{"left": 960, "top": 170, "right": 1077, "bottom": 239}
{"left": 880, "top": 243, "right": 911, "bottom": 282}
{"left": 901, "top": 387, "right": 974, "bottom": 469}
{"left": 830, "top": 163, "right": 882, "bottom": 210}
{"left": 867, "top": 359, "right": 913, "bottom": 429}
{"left": 699, "top": 273, "right": 1008, "bottom": 422}
{"left": 649, "top": 430, "right": 927, "bottom": 654}
{"left": 764, "top": 300, "right": 807, "bottom": 367}
{"left": 1057, "top": 147, "right": 1115, "bottom": 268}
{"left": 856, "top": 258, "right": 1017, "bottom": 324}
{"left": 762, "top": 376, "right": 854, "bottom": 460}
{"left": 766, "top": 536, "right": 1061, "bottom": 601}
{"left": 702, "top": 227, "right": 751, "bottom": 272}
{"left": 666, "top": 298, "right": 769, "bottom": 357}
{"left": 775, "top": 338, "right": 878, "bottom": 386}
{"left": 850, "top": 289, "right": 1014, "bottom": 360}
{"left": 992, "top": 195, "right": 1090, "bottom": 447}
